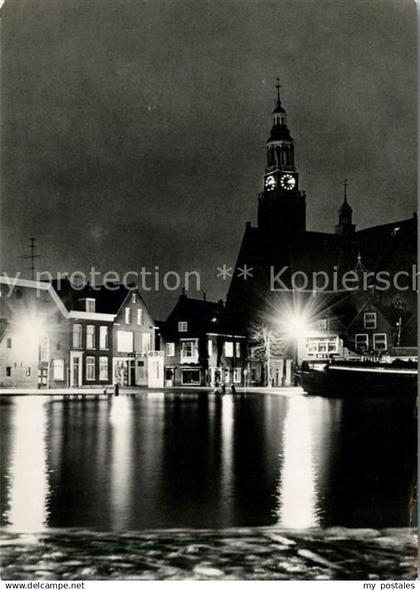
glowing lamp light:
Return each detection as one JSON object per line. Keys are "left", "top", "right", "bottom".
{"left": 13, "top": 313, "right": 46, "bottom": 344}
{"left": 282, "top": 312, "right": 310, "bottom": 341}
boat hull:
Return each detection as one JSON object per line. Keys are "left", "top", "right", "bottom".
{"left": 297, "top": 364, "right": 418, "bottom": 397}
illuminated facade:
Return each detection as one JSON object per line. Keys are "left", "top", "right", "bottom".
{"left": 0, "top": 278, "right": 70, "bottom": 388}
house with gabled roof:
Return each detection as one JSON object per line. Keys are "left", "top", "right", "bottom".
{"left": 53, "top": 279, "right": 160, "bottom": 387}
{"left": 158, "top": 293, "right": 246, "bottom": 387}
{"left": 0, "top": 277, "right": 70, "bottom": 388}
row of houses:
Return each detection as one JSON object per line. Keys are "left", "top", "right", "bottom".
{"left": 0, "top": 277, "right": 251, "bottom": 389}
{"left": 0, "top": 275, "right": 416, "bottom": 389}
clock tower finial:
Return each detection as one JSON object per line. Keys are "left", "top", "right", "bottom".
{"left": 275, "top": 77, "right": 281, "bottom": 106}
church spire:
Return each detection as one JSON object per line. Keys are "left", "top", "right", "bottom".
{"left": 335, "top": 178, "right": 355, "bottom": 236}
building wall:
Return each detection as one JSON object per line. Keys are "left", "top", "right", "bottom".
{"left": 112, "top": 290, "right": 155, "bottom": 386}
{"left": 162, "top": 333, "right": 246, "bottom": 387}
{"left": 69, "top": 320, "right": 113, "bottom": 387}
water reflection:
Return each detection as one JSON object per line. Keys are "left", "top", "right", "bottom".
{"left": 109, "top": 396, "right": 134, "bottom": 530}
{"left": 220, "top": 395, "right": 234, "bottom": 520}
{"left": 4, "top": 398, "right": 50, "bottom": 532}
{"left": 0, "top": 393, "right": 416, "bottom": 532}
{"left": 276, "top": 396, "right": 320, "bottom": 529}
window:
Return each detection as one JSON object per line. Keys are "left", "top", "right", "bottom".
{"left": 141, "top": 332, "right": 151, "bottom": 353}
{"left": 235, "top": 342, "right": 241, "bottom": 357}
{"left": 317, "top": 319, "right": 328, "bottom": 330}
{"left": 99, "top": 326, "right": 109, "bottom": 350}
{"left": 225, "top": 341, "right": 234, "bottom": 357}
{"left": 40, "top": 336, "right": 49, "bottom": 362}
{"left": 373, "top": 333, "right": 387, "bottom": 351}
{"left": 137, "top": 308, "right": 143, "bottom": 326}
{"left": 52, "top": 359, "right": 64, "bottom": 381}
{"left": 364, "top": 312, "right": 377, "bottom": 329}
{"left": 99, "top": 357, "right": 109, "bottom": 381}
{"left": 72, "top": 324, "right": 82, "bottom": 348}
{"left": 86, "top": 325, "right": 95, "bottom": 349}
{"left": 233, "top": 368, "right": 241, "bottom": 383}
{"left": 131, "top": 293, "right": 137, "bottom": 304}
{"left": 26, "top": 368, "right": 31, "bottom": 377}
{"left": 6, "top": 367, "right": 11, "bottom": 377}
{"left": 86, "top": 357, "right": 95, "bottom": 381}
{"left": 125, "top": 307, "right": 132, "bottom": 324}
{"left": 355, "top": 334, "right": 369, "bottom": 351}
{"left": 85, "top": 298, "right": 96, "bottom": 313}
{"left": 166, "top": 343, "right": 175, "bottom": 357}
{"left": 6, "top": 338, "right": 11, "bottom": 349}
{"left": 207, "top": 339, "right": 213, "bottom": 358}
{"left": 181, "top": 339, "right": 198, "bottom": 362}
{"left": 181, "top": 369, "right": 201, "bottom": 385}
{"left": 178, "top": 321, "right": 188, "bottom": 332}
{"left": 117, "top": 330, "right": 133, "bottom": 353}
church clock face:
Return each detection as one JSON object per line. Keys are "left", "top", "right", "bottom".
{"left": 265, "top": 175, "right": 276, "bottom": 191}
{"left": 280, "top": 174, "right": 296, "bottom": 190}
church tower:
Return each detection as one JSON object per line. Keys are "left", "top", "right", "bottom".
{"left": 335, "top": 179, "right": 355, "bottom": 236}
{"left": 258, "top": 80, "right": 306, "bottom": 236}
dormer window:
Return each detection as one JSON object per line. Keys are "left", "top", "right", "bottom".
{"left": 178, "top": 321, "right": 188, "bottom": 332}
{"left": 85, "top": 298, "right": 96, "bottom": 313}
{"left": 364, "top": 312, "right": 377, "bottom": 329}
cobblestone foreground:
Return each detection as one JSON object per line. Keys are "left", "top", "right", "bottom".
{"left": 1, "top": 527, "right": 417, "bottom": 580}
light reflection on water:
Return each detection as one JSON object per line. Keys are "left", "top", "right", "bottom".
{"left": 276, "top": 396, "right": 320, "bottom": 529}
{"left": 0, "top": 392, "right": 416, "bottom": 532}
{"left": 5, "top": 398, "right": 50, "bottom": 532}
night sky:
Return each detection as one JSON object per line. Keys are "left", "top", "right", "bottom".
{"left": 1, "top": 0, "right": 416, "bottom": 318}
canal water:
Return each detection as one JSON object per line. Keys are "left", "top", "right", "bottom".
{"left": 0, "top": 392, "right": 416, "bottom": 533}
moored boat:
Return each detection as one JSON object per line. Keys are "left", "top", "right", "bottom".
{"left": 296, "top": 358, "right": 418, "bottom": 397}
